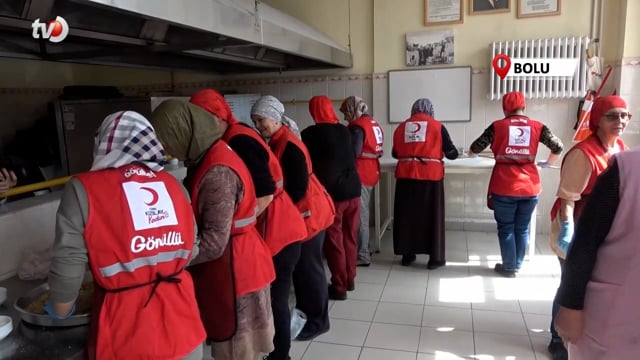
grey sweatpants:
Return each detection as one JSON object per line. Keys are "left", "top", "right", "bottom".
{"left": 357, "top": 185, "right": 373, "bottom": 263}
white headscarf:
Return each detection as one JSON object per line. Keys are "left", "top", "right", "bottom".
{"left": 91, "top": 111, "right": 165, "bottom": 172}
{"left": 251, "top": 95, "right": 302, "bottom": 139}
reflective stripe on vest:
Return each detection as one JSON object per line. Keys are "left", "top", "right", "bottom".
{"left": 398, "top": 157, "right": 442, "bottom": 163}
{"left": 301, "top": 210, "right": 311, "bottom": 218}
{"left": 235, "top": 206, "right": 259, "bottom": 228}
{"left": 275, "top": 179, "right": 284, "bottom": 188}
{"left": 99, "top": 249, "right": 192, "bottom": 277}
{"left": 495, "top": 154, "right": 536, "bottom": 161}
{"left": 360, "top": 152, "right": 380, "bottom": 159}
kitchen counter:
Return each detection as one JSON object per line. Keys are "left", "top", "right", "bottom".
{"left": 379, "top": 155, "right": 496, "bottom": 174}
{"left": 0, "top": 277, "right": 87, "bottom": 360}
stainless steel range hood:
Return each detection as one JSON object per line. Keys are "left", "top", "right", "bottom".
{"left": 0, "top": 0, "right": 353, "bottom": 74}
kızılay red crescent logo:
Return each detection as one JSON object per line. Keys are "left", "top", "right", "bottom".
{"left": 31, "top": 16, "right": 69, "bottom": 43}
{"left": 140, "top": 187, "right": 160, "bottom": 206}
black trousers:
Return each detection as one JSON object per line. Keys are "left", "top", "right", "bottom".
{"left": 292, "top": 231, "right": 330, "bottom": 336}
{"left": 269, "top": 241, "right": 302, "bottom": 360}
{"left": 550, "top": 257, "right": 566, "bottom": 343}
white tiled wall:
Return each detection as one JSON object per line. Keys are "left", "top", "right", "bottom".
{"left": 0, "top": 193, "right": 60, "bottom": 280}
{"left": 619, "top": 60, "right": 640, "bottom": 140}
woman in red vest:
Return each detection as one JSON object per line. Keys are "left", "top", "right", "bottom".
{"left": 251, "top": 95, "right": 335, "bottom": 354}
{"left": 392, "top": 98, "right": 459, "bottom": 269}
{"left": 46, "top": 111, "right": 206, "bottom": 359}
{"left": 546, "top": 95, "right": 629, "bottom": 359}
{"left": 151, "top": 100, "right": 276, "bottom": 360}
{"left": 190, "top": 89, "right": 275, "bottom": 219}
{"left": 340, "top": 96, "right": 384, "bottom": 267}
{"left": 189, "top": 90, "right": 308, "bottom": 360}
{"left": 302, "top": 96, "right": 362, "bottom": 301}
{"left": 468, "top": 91, "right": 564, "bottom": 278}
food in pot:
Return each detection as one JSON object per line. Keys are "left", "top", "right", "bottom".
{"left": 24, "top": 282, "right": 94, "bottom": 315}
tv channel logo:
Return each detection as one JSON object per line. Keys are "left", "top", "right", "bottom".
{"left": 32, "top": 16, "right": 69, "bottom": 43}
{"left": 492, "top": 54, "right": 579, "bottom": 79}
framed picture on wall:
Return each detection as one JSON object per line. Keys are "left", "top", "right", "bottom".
{"left": 406, "top": 29, "right": 455, "bottom": 67}
{"left": 469, "top": 0, "right": 510, "bottom": 15}
{"left": 517, "top": 0, "right": 561, "bottom": 18}
{"left": 425, "top": 0, "right": 464, "bottom": 26}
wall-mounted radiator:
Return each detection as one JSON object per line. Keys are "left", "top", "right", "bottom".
{"left": 489, "top": 36, "right": 590, "bottom": 100}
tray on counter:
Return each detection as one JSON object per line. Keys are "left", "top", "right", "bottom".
{"left": 14, "top": 283, "right": 90, "bottom": 327}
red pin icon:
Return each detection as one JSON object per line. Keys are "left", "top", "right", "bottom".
{"left": 492, "top": 54, "right": 511, "bottom": 80}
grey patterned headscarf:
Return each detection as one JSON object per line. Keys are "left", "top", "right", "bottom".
{"left": 91, "top": 111, "right": 165, "bottom": 172}
{"left": 411, "top": 98, "right": 435, "bottom": 117}
{"left": 340, "top": 96, "right": 369, "bottom": 122}
{"left": 251, "top": 95, "right": 301, "bottom": 138}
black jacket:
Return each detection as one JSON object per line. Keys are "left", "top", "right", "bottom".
{"left": 301, "top": 123, "right": 361, "bottom": 201}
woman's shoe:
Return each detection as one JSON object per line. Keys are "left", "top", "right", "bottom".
{"left": 295, "top": 322, "right": 330, "bottom": 341}
{"left": 494, "top": 263, "right": 516, "bottom": 278}
{"left": 427, "top": 260, "right": 445, "bottom": 270}
{"left": 401, "top": 254, "right": 416, "bottom": 266}
{"left": 347, "top": 283, "right": 355, "bottom": 291}
{"left": 328, "top": 284, "right": 347, "bottom": 300}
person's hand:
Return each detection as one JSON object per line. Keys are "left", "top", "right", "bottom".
{"left": 536, "top": 161, "right": 552, "bottom": 168}
{"left": 557, "top": 220, "right": 573, "bottom": 254}
{"left": 555, "top": 306, "right": 584, "bottom": 345}
{"left": 44, "top": 300, "right": 77, "bottom": 320}
{"left": 0, "top": 168, "right": 17, "bottom": 194}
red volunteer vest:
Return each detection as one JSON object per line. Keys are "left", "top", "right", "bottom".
{"left": 488, "top": 116, "right": 544, "bottom": 197}
{"left": 269, "top": 126, "right": 336, "bottom": 238}
{"left": 550, "top": 134, "right": 626, "bottom": 222}
{"left": 187, "top": 140, "right": 275, "bottom": 341}
{"left": 349, "top": 116, "right": 384, "bottom": 186}
{"left": 393, "top": 113, "right": 444, "bottom": 181}
{"left": 76, "top": 165, "right": 205, "bottom": 360}
{"left": 223, "top": 123, "right": 307, "bottom": 255}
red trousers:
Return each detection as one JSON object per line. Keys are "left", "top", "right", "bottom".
{"left": 323, "top": 197, "right": 361, "bottom": 294}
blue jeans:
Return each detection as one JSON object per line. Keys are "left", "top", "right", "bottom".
{"left": 491, "top": 194, "right": 538, "bottom": 271}
{"left": 550, "top": 257, "right": 565, "bottom": 343}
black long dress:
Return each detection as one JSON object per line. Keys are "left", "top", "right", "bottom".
{"left": 392, "top": 125, "right": 458, "bottom": 263}
{"left": 393, "top": 178, "right": 446, "bottom": 259}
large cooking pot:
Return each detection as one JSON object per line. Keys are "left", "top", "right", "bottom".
{"left": 14, "top": 283, "right": 91, "bottom": 327}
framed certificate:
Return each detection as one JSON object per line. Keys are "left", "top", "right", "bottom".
{"left": 425, "top": 0, "right": 464, "bottom": 26}
{"left": 517, "top": 0, "right": 561, "bottom": 18}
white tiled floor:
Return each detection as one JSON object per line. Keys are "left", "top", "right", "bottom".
{"left": 289, "top": 229, "right": 561, "bottom": 360}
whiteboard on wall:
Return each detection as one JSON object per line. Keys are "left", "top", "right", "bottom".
{"left": 388, "top": 66, "right": 472, "bottom": 123}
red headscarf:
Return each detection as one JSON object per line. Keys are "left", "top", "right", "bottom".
{"left": 589, "top": 95, "right": 627, "bottom": 133}
{"left": 502, "top": 92, "right": 526, "bottom": 113}
{"left": 309, "top": 96, "right": 339, "bottom": 124}
{"left": 190, "top": 89, "right": 239, "bottom": 125}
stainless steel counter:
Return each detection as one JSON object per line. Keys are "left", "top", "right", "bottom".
{"left": 0, "top": 277, "right": 87, "bottom": 360}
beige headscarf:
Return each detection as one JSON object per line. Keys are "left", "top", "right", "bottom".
{"left": 150, "top": 99, "right": 223, "bottom": 167}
